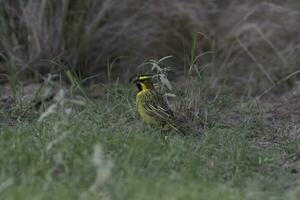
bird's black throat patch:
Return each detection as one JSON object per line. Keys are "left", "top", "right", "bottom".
{"left": 136, "top": 83, "right": 142, "bottom": 92}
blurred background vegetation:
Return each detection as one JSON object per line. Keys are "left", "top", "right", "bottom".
{"left": 0, "top": 0, "right": 300, "bottom": 96}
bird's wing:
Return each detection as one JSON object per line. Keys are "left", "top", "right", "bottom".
{"left": 142, "top": 90, "right": 175, "bottom": 122}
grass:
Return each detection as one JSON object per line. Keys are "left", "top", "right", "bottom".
{"left": 1, "top": 1, "right": 300, "bottom": 199}
{"left": 0, "top": 81, "right": 299, "bottom": 200}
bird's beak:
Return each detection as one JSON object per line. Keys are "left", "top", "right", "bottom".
{"left": 133, "top": 77, "right": 139, "bottom": 83}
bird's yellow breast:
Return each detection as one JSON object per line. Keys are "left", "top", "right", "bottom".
{"left": 136, "top": 89, "right": 159, "bottom": 125}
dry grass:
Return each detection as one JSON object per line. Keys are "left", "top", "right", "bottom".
{"left": 0, "top": 0, "right": 300, "bottom": 95}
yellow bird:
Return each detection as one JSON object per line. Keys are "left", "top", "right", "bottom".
{"left": 134, "top": 74, "right": 187, "bottom": 133}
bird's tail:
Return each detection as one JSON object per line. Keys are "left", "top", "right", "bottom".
{"left": 167, "top": 113, "right": 203, "bottom": 135}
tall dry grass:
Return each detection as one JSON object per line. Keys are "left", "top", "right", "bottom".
{"left": 0, "top": 0, "right": 299, "bottom": 95}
